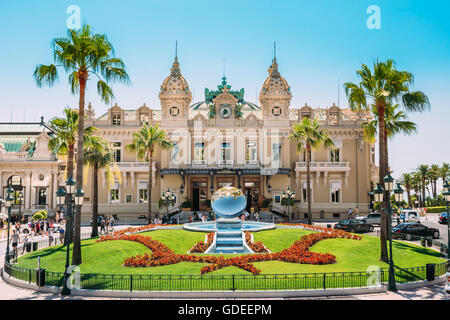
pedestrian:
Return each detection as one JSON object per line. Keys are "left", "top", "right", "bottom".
{"left": 22, "top": 235, "right": 30, "bottom": 254}
{"left": 254, "top": 211, "right": 259, "bottom": 222}
{"left": 354, "top": 207, "right": 359, "bottom": 218}
{"left": 348, "top": 208, "right": 353, "bottom": 219}
{"left": 110, "top": 215, "right": 115, "bottom": 227}
{"left": 11, "top": 229, "right": 20, "bottom": 258}
{"left": 59, "top": 227, "right": 65, "bottom": 244}
{"left": 106, "top": 218, "right": 110, "bottom": 234}
{"left": 100, "top": 218, "right": 106, "bottom": 234}
{"left": 35, "top": 221, "right": 40, "bottom": 235}
{"left": 188, "top": 215, "right": 193, "bottom": 223}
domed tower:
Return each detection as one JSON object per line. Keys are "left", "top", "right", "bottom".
{"left": 159, "top": 44, "right": 192, "bottom": 122}
{"left": 258, "top": 44, "right": 292, "bottom": 121}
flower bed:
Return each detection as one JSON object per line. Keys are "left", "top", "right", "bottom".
{"left": 245, "top": 232, "right": 269, "bottom": 253}
{"left": 189, "top": 232, "right": 215, "bottom": 253}
{"left": 97, "top": 223, "right": 361, "bottom": 275}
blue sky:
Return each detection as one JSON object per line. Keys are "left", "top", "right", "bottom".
{"left": 1, "top": 0, "right": 449, "bottom": 180}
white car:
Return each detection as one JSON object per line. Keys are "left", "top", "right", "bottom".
{"left": 356, "top": 212, "right": 381, "bottom": 225}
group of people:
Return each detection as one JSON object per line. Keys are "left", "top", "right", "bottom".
{"left": 347, "top": 207, "right": 360, "bottom": 219}
{"left": 99, "top": 215, "right": 115, "bottom": 235}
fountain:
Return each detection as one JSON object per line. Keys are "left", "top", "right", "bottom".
{"left": 183, "top": 186, "right": 276, "bottom": 253}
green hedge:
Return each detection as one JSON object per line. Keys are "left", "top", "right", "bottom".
{"left": 425, "top": 206, "right": 447, "bottom": 213}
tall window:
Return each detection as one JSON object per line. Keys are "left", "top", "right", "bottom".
{"left": 330, "top": 148, "right": 340, "bottom": 162}
{"left": 193, "top": 141, "right": 205, "bottom": 162}
{"left": 246, "top": 140, "right": 257, "bottom": 163}
{"left": 138, "top": 181, "right": 148, "bottom": 203}
{"left": 110, "top": 181, "right": 120, "bottom": 204}
{"left": 38, "top": 187, "right": 47, "bottom": 205}
{"left": 221, "top": 141, "right": 231, "bottom": 162}
{"left": 302, "top": 181, "right": 313, "bottom": 202}
{"left": 112, "top": 113, "right": 121, "bottom": 126}
{"left": 330, "top": 180, "right": 341, "bottom": 203}
{"left": 112, "top": 142, "right": 121, "bottom": 162}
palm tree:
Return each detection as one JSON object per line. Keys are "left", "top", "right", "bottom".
{"left": 289, "top": 117, "right": 334, "bottom": 225}
{"left": 416, "top": 164, "right": 430, "bottom": 208}
{"left": 428, "top": 164, "right": 440, "bottom": 200}
{"left": 398, "top": 173, "right": 414, "bottom": 209}
{"left": 126, "top": 124, "right": 173, "bottom": 222}
{"left": 48, "top": 108, "right": 95, "bottom": 244}
{"left": 361, "top": 104, "right": 417, "bottom": 165}
{"left": 440, "top": 163, "right": 450, "bottom": 185}
{"left": 34, "top": 24, "right": 130, "bottom": 265}
{"left": 411, "top": 172, "right": 422, "bottom": 207}
{"left": 83, "top": 136, "right": 113, "bottom": 237}
{"left": 344, "top": 59, "right": 430, "bottom": 262}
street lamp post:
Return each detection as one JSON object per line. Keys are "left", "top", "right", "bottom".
{"left": 161, "top": 188, "right": 175, "bottom": 223}
{"left": 374, "top": 173, "right": 400, "bottom": 292}
{"left": 58, "top": 176, "right": 84, "bottom": 296}
{"left": 442, "top": 180, "right": 450, "bottom": 265}
{"left": 5, "top": 187, "right": 14, "bottom": 264}
{"left": 281, "top": 186, "right": 295, "bottom": 221}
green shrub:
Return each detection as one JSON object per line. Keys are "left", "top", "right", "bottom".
{"left": 32, "top": 210, "right": 47, "bottom": 220}
{"left": 261, "top": 198, "right": 273, "bottom": 208}
{"left": 425, "top": 206, "right": 447, "bottom": 213}
{"left": 181, "top": 200, "right": 191, "bottom": 208}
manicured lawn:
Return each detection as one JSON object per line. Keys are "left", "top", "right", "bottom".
{"left": 252, "top": 228, "right": 444, "bottom": 273}
{"left": 15, "top": 228, "right": 446, "bottom": 290}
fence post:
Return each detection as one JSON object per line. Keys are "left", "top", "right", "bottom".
{"left": 232, "top": 275, "right": 235, "bottom": 292}
{"left": 323, "top": 273, "right": 326, "bottom": 290}
{"left": 29, "top": 269, "right": 31, "bottom": 283}
{"left": 130, "top": 275, "right": 133, "bottom": 292}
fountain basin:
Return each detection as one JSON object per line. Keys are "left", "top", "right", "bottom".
{"left": 183, "top": 220, "right": 276, "bottom": 233}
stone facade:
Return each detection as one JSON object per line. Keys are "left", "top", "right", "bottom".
{"left": 0, "top": 53, "right": 378, "bottom": 223}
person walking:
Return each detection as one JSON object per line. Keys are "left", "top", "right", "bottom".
{"left": 100, "top": 218, "right": 106, "bottom": 235}
{"left": 22, "top": 235, "right": 30, "bottom": 254}
{"left": 10, "top": 230, "right": 20, "bottom": 259}
{"left": 110, "top": 215, "right": 115, "bottom": 227}
{"left": 59, "top": 227, "right": 65, "bottom": 244}
{"left": 354, "top": 207, "right": 359, "bottom": 218}
{"left": 348, "top": 208, "right": 353, "bottom": 220}
{"left": 254, "top": 211, "right": 259, "bottom": 222}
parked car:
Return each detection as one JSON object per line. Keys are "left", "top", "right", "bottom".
{"left": 399, "top": 209, "right": 420, "bottom": 223}
{"left": 334, "top": 219, "right": 374, "bottom": 233}
{"left": 392, "top": 222, "right": 440, "bottom": 240}
{"left": 438, "top": 212, "right": 448, "bottom": 225}
{"left": 356, "top": 212, "right": 381, "bottom": 225}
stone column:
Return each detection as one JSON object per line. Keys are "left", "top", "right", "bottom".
{"left": 27, "top": 172, "right": 32, "bottom": 209}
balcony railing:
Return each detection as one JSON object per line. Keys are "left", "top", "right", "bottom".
{"left": 218, "top": 159, "right": 234, "bottom": 167}
{"left": 113, "top": 162, "right": 153, "bottom": 172}
{"left": 295, "top": 161, "right": 350, "bottom": 171}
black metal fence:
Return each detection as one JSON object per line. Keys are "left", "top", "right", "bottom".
{"left": 4, "top": 261, "right": 448, "bottom": 292}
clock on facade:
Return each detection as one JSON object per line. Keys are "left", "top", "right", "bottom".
{"left": 170, "top": 106, "right": 180, "bottom": 116}
{"left": 218, "top": 104, "right": 232, "bottom": 119}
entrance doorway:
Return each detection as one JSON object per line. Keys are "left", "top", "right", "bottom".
{"left": 243, "top": 178, "right": 260, "bottom": 212}
{"left": 190, "top": 179, "right": 207, "bottom": 211}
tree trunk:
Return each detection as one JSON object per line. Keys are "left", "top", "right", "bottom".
{"left": 91, "top": 162, "right": 99, "bottom": 237}
{"left": 72, "top": 74, "right": 86, "bottom": 266}
{"left": 406, "top": 189, "right": 411, "bottom": 209}
{"left": 421, "top": 180, "right": 426, "bottom": 208}
{"left": 306, "top": 145, "right": 312, "bottom": 226}
{"left": 147, "top": 150, "right": 153, "bottom": 224}
{"left": 64, "top": 144, "right": 75, "bottom": 245}
{"left": 377, "top": 104, "right": 389, "bottom": 263}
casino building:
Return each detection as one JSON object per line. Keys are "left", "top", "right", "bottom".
{"left": 0, "top": 51, "right": 379, "bottom": 223}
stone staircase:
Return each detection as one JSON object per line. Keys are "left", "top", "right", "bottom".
{"left": 215, "top": 230, "right": 244, "bottom": 254}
